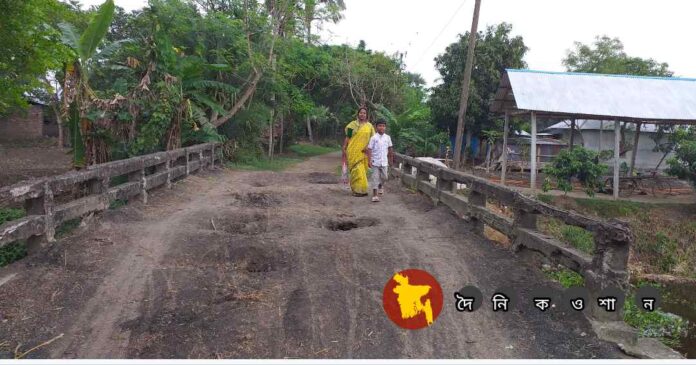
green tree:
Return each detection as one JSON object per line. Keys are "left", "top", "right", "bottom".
{"left": 0, "top": 0, "right": 72, "bottom": 114}
{"left": 429, "top": 23, "right": 527, "bottom": 143}
{"left": 563, "top": 36, "right": 672, "bottom": 76}
{"left": 59, "top": 0, "right": 116, "bottom": 166}
{"left": 666, "top": 127, "right": 696, "bottom": 188}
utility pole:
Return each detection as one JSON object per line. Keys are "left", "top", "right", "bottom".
{"left": 453, "top": 0, "right": 482, "bottom": 170}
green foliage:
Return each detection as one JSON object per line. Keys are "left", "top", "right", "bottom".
{"left": 666, "top": 127, "right": 696, "bottom": 188}
{"left": 0, "top": 0, "right": 71, "bottom": 114}
{"left": 543, "top": 147, "right": 606, "bottom": 196}
{"left": 542, "top": 265, "right": 585, "bottom": 288}
{"left": 0, "top": 242, "right": 27, "bottom": 268}
{"left": 624, "top": 290, "right": 687, "bottom": 347}
{"left": 429, "top": 23, "right": 527, "bottom": 135}
{"left": 564, "top": 36, "right": 672, "bottom": 76}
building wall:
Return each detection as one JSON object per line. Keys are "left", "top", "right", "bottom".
{"left": 0, "top": 105, "right": 45, "bottom": 142}
{"left": 582, "top": 130, "right": 672, "bottom": 171}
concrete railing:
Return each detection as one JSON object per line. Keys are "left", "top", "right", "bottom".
{"left": 0, "top": 142, "right": 222, "bottom": 252}
{"left": 392, "top": 153, "right": 633, "bottom": 321}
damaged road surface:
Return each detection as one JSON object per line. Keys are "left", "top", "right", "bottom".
{"left": 0, "top": 152, "right": 623, "bottom": 359}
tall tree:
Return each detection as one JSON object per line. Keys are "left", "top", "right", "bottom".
{"left": 563, "top": 36, "right": 672, "bottom": 76}
{"left": 430, "top": 23, "right": 527, "bottom": 155}
{"left": 301, "top": 0, "right": 345, "bottom": 44}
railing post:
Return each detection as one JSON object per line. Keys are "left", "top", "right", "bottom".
{"left": 199, "top": 150, "right": 205, "bottom": 170}
{"left": 165, "top": 159, "right": 172, "bottom": 189}
{"left": 185, "top": 150, "right": 190, "bottom": 176}
{"left": 436, "top": 171, "right": 455, "bottom": 194}
{"left": 416, "top": 163, "right": 430, "bottom": 190}
{"left": 401, "top": 159, "right": 413, "bottom": 187}
{"left": 210, "top": 144, "right": 216, "bottom": 169}
{"left": 129, "top": 168, "right": 147, "bottom": 204}
{"left": 585, "top": 219, "right": 632, "bottom": 322}
{"left": 23, "top": 182, "right": 55, "bottom": 252}
{"left": 468, "top": 190, "right": 486, "bottom": 235}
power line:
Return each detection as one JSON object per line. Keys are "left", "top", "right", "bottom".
{"left": 412, "top": 0, "right": 469, "bottom": 69}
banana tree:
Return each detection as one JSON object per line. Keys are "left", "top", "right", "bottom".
{"left": 59, "top": 0, "right": 115, "bottom": 167}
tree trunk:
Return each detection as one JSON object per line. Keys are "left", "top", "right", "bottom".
{"left": 569, "top": 119, "right": 576, "bottom": 148}
{"left": 485, "top": 141, "right": 492, "bottom": 173}
{"left": 452, "top": 0, "right": 482, "bottom": 170}
{"left": 279, "top": 116, "right": 284, "bottom": 154}
{"left": 629, "top": 122, "right": 641, "bottom": 176}
{"left": 462, "top": 128, "right": 473, "bottom": 165}
{"left": 306, "top": 115, "right": 314, "bottom": 144}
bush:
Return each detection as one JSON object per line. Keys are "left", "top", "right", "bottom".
{"left": 666, "top": 127, "right": 696, "bottom": 188}
{"left": 543, "top": 147, "right": 606, "bottom": 196}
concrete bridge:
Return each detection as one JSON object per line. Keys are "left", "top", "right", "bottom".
{"left": 0, "top": 143, "right": 678, "bottom": 358}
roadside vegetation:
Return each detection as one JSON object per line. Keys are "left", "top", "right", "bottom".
{"left": 0, "top": 208, "right": 27, "bottom": 267}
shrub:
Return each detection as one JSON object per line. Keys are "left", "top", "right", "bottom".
{"left": 543, "top": 147, "right": 606, "bottom": 196}
{"left": 666, "top": 127, "right": 696, "bottom": 188}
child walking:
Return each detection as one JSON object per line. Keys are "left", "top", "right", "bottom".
{"left": 367, "top": 119, "right": 394, "bottom": 202}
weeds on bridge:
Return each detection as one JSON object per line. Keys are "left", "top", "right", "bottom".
{"left": 0, "top": 208, "right": 28, "bottom": 267}
{"left": 624, "top": 283, "right": 688, "bottom": 348}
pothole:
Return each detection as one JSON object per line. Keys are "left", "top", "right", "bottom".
{"left": 308, "top": 172, "right": 339, "bottom": 184}
{"left": 231, "top": 192, "right": 281, "bottom": 208}
{"left": 324, "top": 217, "right": 380, "bottom": 231}
{"left": 208, "top": 212, "right": 268, "bottom": 234}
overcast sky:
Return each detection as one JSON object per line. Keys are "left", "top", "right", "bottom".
{"left": 81, "top": 0, "right": 696, "bottom": 86}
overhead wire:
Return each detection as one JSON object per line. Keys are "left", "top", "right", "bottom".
{"left": 411, "top": 0, "right": 469, "bottom": 69}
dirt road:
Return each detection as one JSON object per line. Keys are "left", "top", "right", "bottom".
{"left": 0, "top": 152, "right": 622, "bottom": 358}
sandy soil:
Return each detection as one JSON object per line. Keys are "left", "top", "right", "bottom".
{"left": 0, "top": 152, "right": 622, "bottom": 359}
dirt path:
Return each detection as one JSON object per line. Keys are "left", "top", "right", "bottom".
{"left": 0, "top": 152, "right": 622, "bottom": 359}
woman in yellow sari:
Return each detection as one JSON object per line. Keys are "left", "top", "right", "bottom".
{"left": 342, "top": 107, "right": 375, "bottom": 196}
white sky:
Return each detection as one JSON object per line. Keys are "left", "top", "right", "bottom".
{"left": 81, "top": 0, "right": 696, "bottom": 86}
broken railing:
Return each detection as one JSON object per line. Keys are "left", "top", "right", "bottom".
{"left": 392, "top": 153, "right": 633, "bottom": 321}
{"left": 0, "top": 142, "right": 221, "bottom": 253}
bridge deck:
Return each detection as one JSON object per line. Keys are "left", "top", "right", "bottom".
{"left": 0, "top": 152, "right": 621, "bottom": 358}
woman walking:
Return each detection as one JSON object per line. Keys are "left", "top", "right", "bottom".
{"left": 343, "top": 107, "right": 375, "bottom": 196}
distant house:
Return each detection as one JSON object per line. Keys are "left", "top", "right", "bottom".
{"left": 0, "top": 102, "right": 58, "bottom": 142}
{"left": 543, "top": 120, "right": 673, "bottom": 171}
{"left": 495, "top": 131, "right": 567, "bottom": 170}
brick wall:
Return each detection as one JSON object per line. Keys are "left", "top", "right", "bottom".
{"left": 0, "top": 105, "right": 44, "bottom": 142}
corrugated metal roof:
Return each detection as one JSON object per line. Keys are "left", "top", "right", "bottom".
{"left": 545, "top": 119, "right": 668, "bottom": 132}
{"left": 491, "top": 69, "right": 696, "bottom": 123}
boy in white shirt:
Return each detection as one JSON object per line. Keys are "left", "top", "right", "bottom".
{"left": 366, "top": 119, "right": 394, "bottom": 202}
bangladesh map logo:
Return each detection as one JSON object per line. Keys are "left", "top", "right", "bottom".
{"left": 382, "top": 269, "right": 444, "bottom": 329}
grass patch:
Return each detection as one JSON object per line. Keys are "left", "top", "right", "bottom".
{"left": 288, "top": 143, "right": 339, "bottom": 157}
{"left": 109, "top": 199, "right": 128, "bottom": 210}
{"left": 0, "top": 241, "right": 27, "bottom": 267}
{"left": 56, "top": 218, "right": 81, "bottom": 239}
{"left": 0, "top": 208, "right": 28, "bottom": 267}
{"left": 573, "top": 198, "right": 646, "bottom": 218}
{"left": 542, "top": 265, "right": 585, "bottom": 288}
{"left": 227, "top": 156, "right": 304, "bottom": 172}
{"left": 539, "top": 217, "right": 595, "bottom": 254}
{"left": 0, "top": 208, "right": 25, "bottom": 225}
{"left": 227, "top": 143, "right": 338, "bottom": 172}
{"left": 537, "top": 194, "right": 555, "bottom": 205}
